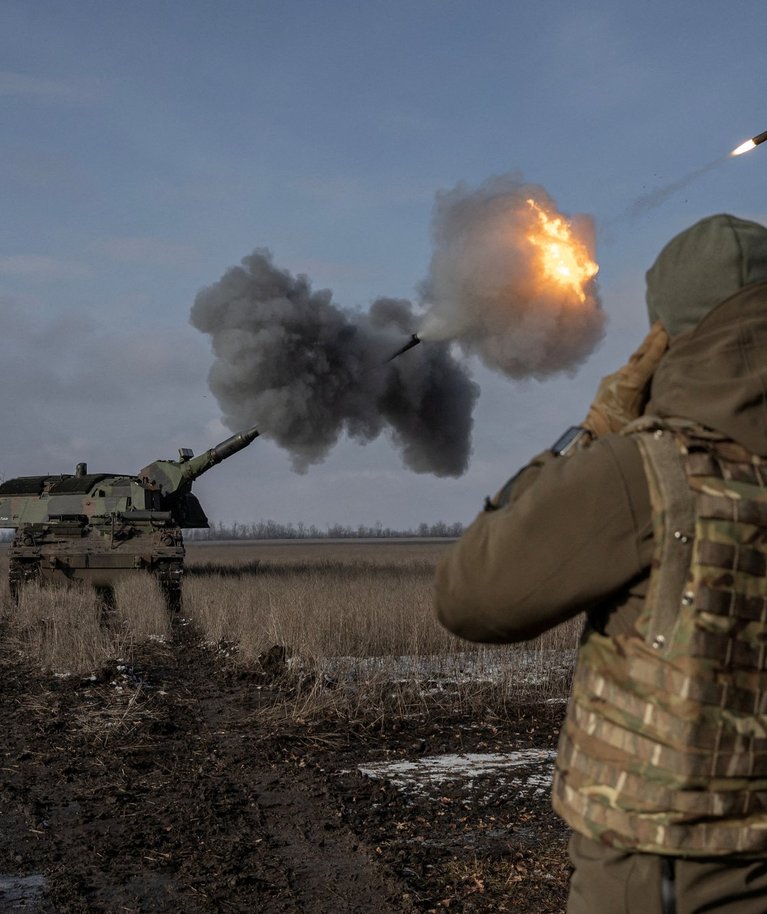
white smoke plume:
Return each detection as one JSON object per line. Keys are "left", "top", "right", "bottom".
{"left": 190, "top": 250, "right": 479, "bottom": 476}
{"left": 418, "top": 174, "right": 604, "bottom": 378}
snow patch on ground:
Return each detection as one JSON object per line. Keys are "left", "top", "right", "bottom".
{"left": 358, "top": 749, "right": 557, "bottom": 800}
{"left": 310, "top": 649, "right": 576, "bottom": 689}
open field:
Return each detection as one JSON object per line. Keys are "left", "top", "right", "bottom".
{"left": 0, "top": 540, "right": 577, "bottom": 913}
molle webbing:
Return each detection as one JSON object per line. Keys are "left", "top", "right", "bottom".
{"left": 553, "top": 423, "right": 767, "bottom": 856}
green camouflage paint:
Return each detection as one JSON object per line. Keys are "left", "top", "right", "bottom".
{"left": 0, "top": 427, "right": 259, "bottom": 606}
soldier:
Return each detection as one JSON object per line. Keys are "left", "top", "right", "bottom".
{"left": 435, "top": 214, "right": 767, "bottom": 913}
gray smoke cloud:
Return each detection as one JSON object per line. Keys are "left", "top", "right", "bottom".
{"left": 192, "top": 173, "right": 605, "bottom": 476}
{"left": 418, "top": 174, "right": 604, "bottom": 379}
{"left": 190, "top": 250, "right": 479, "bottom": 476}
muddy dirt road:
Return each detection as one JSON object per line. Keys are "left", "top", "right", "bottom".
{"left": 0, "top": 630, "right": 570, "bottom": 913}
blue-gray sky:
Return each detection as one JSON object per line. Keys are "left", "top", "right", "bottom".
{"left": 1, "top": 1, "right": 765, "bottom": 529}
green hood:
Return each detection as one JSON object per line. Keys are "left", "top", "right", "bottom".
{"left": 644, "top": 214, "right": 767, "bottom": 456}
{"left": 646, "top": 214, "right": 767, "bottom": 338}
{"left": 647, "top": 280, "right": 767, "bottom": 456}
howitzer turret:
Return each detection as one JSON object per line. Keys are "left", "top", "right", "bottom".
{"left": 0, "top": 426, "right": 260, "bottom": 606}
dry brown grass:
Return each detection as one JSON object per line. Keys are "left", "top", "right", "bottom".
{"left": 0, "top": 546, "right": 9, "bottom": 599}
{"left": 0, "top": 569, "right": 169, "bottom": 675}
{"left": 112, "top": 575, "right": 172, "bottom": 645}
{"left": 5, "top": 582, "right": 125, "bottom": 674}
{"left": 183, "top": 541, "right": 580, "bottom": 719}
{"left": 184, "top": 539, "right": 449, "bottom": 571}
{"left": 183, "top": 558, "right": 449, "bottom": 661}
{"left": 0, "top": 541, "right": 580, "bottom": 717}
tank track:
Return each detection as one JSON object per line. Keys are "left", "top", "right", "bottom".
{"left": 156, "top": 561, "right": 184, "bottom": 612}
{"left": 8, "top": 557, "right": 41, "bottom": 602}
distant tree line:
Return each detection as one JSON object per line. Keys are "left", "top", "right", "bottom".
{"left": 185, "top": 519, "right": 464, "bottom": 540}
{"left": 0, "top": 522, "right": 463, "bottom": 543}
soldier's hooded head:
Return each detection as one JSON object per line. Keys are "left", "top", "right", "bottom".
{"left": 645, "top": 214, "right": 767, "bottom": 455}
{"left": 645, "top": 214, "right": 767, "bottom": 337}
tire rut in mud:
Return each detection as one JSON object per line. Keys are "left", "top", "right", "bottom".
{"left": 256, "top": 766, "right": 409, "bottom": 914}
{"left": 0, "top": 634, "right": 411, "bottom": 913}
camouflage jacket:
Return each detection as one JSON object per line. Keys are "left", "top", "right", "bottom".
{"left": 553, "top": 418, "right": 767, "bottom": 856}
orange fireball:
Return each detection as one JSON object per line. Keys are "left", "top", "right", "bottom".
{"left": 525, "top": 198, "right": 599, "bottom": 303}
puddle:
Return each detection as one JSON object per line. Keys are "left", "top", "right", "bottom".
{"left": 0, "top": 874, "right": 48, "bottom": 911}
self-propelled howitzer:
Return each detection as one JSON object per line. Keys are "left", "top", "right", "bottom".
{"left": 0, "top": 426, "right": 260, "bottom": 605}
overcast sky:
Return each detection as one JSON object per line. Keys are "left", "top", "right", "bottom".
{"left": 1, "top": 1, "right": 765, "bottom": 529}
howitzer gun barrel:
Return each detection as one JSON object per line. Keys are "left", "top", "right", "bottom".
{"left": 139, "top": 426, "right": 260, "bottom": 495}
{"left": 385, "top": 333, "right": 421, "bottom": 363}
{"left": 183, "top": 426, "right": 260, "bottom": 481}
{"left": 210, "top": 426, "right": 261, "bottom": 464}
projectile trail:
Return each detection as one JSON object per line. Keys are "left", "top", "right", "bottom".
{"left": 618, "top": 128, "right": 766, "bottom": 224}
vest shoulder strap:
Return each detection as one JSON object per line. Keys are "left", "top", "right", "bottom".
{"left": 632, "top": 425, "right": 695, "bottom": 652}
